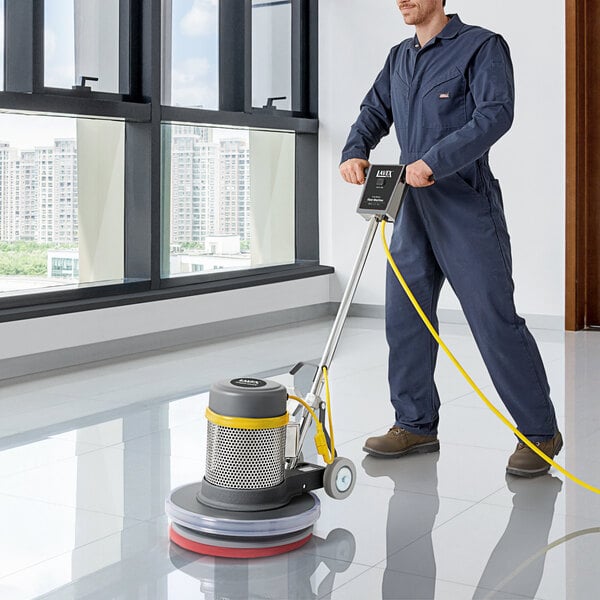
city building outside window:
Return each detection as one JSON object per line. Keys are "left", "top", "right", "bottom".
{"left": 162, "top": 124, "right": 295, "bottom": 278}
{"left": 0, "top": 114, "right": 124, "bottom": 296}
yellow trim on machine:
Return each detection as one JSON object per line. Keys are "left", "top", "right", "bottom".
{"left": 205, "top": 407, "right": 289, "bottom": 430}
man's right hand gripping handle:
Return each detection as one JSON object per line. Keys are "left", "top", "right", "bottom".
{"left": 339, "top": 158, "right": 370, "bottom": 185}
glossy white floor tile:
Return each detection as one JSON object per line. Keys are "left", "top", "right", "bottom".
{"left": 0, "top": 494, "right": 140, "bottom": 580}
{"left": 328, "top": 566, "right": 537, "bottom": 600}
{"left": 0, "top": 317, "right": 598, "bottom": 599}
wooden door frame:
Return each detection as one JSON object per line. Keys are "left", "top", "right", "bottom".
{"left": 566, "top": 0, "right": 600, "bottom": 330}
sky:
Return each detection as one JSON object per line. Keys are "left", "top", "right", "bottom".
{"left": 45, "top": 0, "right": 76, "bottom": 89}
{"left": 0, "top": 113, "right": 77, "bottom": 150}
{"left": 171, "top": 0, "right": 219, "bottom": 109}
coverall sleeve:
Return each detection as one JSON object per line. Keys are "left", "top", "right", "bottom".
{"left": 421, "top": 35, "right": 514, "bottom": 179}
{"left": 340, "top": 52, "right": 394, "bottom": 164}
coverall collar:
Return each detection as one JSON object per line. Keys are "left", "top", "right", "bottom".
{"left": 436, "top": 14, "right": 464, "bottom": 39}
{"left": 412, "top": 13, "right": 464, "bottom": 49}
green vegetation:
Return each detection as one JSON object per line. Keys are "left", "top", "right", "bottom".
{"left": 180, "top": 241, "right": 205, "bottom": 251}
{"left": 0, "top": 241, "right": 76, "bottom": 276}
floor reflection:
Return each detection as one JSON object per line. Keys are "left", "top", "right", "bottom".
{"left": 363, "top": 453, "right": 440, "bottom": 599}
{"left": 169, "top": 528, "right": 356, "bottom": 600}
{"left": 473, "top": 474, "right": 561, "bottom": 599}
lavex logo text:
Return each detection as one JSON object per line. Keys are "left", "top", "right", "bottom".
{"left": 376, "top": 170, "right": 393, "bottom": 178}
{"left": 230, "top": 377, "right": 267, "bottom": 388}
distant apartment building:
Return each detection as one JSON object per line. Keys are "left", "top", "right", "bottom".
{"left": 36, "top": 147, "right": 54, "bottom": 243}
{"left": 169, "top": 126, "right": 250, "bottom": 248}
{"left": 0, "top": 143, "right": 15, "bottom": 241}
{"left": 170, "top": 125, "right": 218, "bottom": 245}
{"left": 52, "top": 140, "right": 78, "bottom": 244}
{"left": 218, "top": 139, "right": 250, "bottom": 242}
{"left": 17, "top": 151, "right": 38, "bottom": 241}
{"left": 0, "top": 128, "right": 249, "bottom": 267}
{"left": 0, "top": 139, "right": 78, "bottom": 245}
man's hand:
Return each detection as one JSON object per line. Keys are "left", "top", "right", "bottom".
{"left": 405, "top": 160, "right": 434, "bottom": 188}
{"left": 340, "top": 158, "right": 370, "bottom": 185}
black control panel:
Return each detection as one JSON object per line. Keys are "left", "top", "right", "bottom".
{"left": 356, "top": 164, "right": 407, "bottom": 222}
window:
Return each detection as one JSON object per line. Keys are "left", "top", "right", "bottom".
{"left": 44, "top": 0, "right": 76, "bottom": 90}
{"left": 45, "top": 0, "right": 125, "bottom": 93}
{"left": 164, "top": 0, "right": 219, "bottom": 109}
{"left": 162, "top": 124, "right": 295, "bottom": 278}
{"left": 0, "top": 114, "right": 124, "bottom": 297}
{"left": 252, "top": 0, "right": 292, "bottom": 111}
{"left": 0, "top": 0, "right": 322, "bottom": 320}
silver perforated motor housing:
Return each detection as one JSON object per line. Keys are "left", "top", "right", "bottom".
{"left": 205, "top": 422, "right": 286, "bottom": 489}
{"left": 205, "top": 378, "right": 288, "bottom": 490}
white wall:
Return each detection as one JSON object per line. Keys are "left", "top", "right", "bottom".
{"left": 0, "top": 276, "right": 330, "bottom": 361}
{"left": 319, "top": 0, "right": 565, "bottom": 319}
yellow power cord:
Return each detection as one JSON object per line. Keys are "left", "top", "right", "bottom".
{"left": 288, "top": 366, "right": 336, "bottom": 465}
{"left": 381, "top": 219, "right": 600, "bottom": 495}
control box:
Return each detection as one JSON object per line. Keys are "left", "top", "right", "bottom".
{"left": 356, "top": 164, "right": 407, "bottom": 222}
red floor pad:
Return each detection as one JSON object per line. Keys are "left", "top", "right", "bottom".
{"left": 169, "top": 525, "right": 312, "bottom": 558}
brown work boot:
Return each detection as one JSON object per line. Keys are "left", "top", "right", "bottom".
{"left": 363, "top": 426, "right": 439, "bottom": 458}
{"left": 506, "top": 431, "right": 563, "bottom": 478}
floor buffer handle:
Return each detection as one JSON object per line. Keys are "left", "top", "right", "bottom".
{"left": 295, "top": 164, "right": 408, "bottom": 459}
{"left": 296, "top": 215, "right": 382, "bottom": 454}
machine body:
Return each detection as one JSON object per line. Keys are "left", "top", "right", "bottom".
{"left": 165, "top": 166, "right": 408, "bottom": 558}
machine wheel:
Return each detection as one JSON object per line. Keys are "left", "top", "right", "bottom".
{"left": 323, "top": 457, "right": 356, "bottom": 500}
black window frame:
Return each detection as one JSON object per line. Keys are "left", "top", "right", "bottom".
{"left": 0, "top": 0, "right": 328, "bottom": 323}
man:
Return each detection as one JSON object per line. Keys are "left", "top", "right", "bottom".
{"left": 340, "top": 0, "right": 562, "bottom": 477}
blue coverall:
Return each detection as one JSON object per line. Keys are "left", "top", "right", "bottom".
{"left": 341, "top": 15, "right": 558, "bottom": 441}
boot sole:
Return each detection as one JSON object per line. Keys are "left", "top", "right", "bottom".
{"left": 505, "top": 465, "right": 552, "bottom": 478}
{"left": 362, "top": 440, "right": 440, "bottom": 458}
{"left": 505, "top": 437, "right": 563, "bottom": 478}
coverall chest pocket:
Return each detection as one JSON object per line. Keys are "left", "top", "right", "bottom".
{"left": 391, "top": 71, "right": 410, "bottom": 130}
{"left": 421, "top": 69, "right": 466, "bottom": 129}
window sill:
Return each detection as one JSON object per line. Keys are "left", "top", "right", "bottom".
{"left": 0, "top": 264, "right": 334, "bottom": 323}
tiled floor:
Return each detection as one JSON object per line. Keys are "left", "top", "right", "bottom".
{"left": 0, "top": 316, "right": 598, "bottom": 599}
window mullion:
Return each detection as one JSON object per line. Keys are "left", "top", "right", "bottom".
{"left": 150, "top": 0, "right": 162, "bottom": 289}
{"left": 32, "top": 0, "right": 44, "bottom": 92}
{"left": 4, "top": 0, "right": 44, "bottom": 93}
{"left": 295, "top": 132, "right": 318, "bottom": 262}
{"left": 291, "top": 0, "right": 306, "bottom": 114}
{"left": 291, "top": 0, "right": 319, "bottom": 118}
{"left": 122, "top": 0, "right": 156, "bottom": 285}
{"left": 119, "top": 0, "right": 132, "bottom": 96}
{"left": 219, "top": 0, "right": 251, "bottom": 112}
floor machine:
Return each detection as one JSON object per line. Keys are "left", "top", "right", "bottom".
{"left": 165, "top": 164, "right": 408, "bottom": 558}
